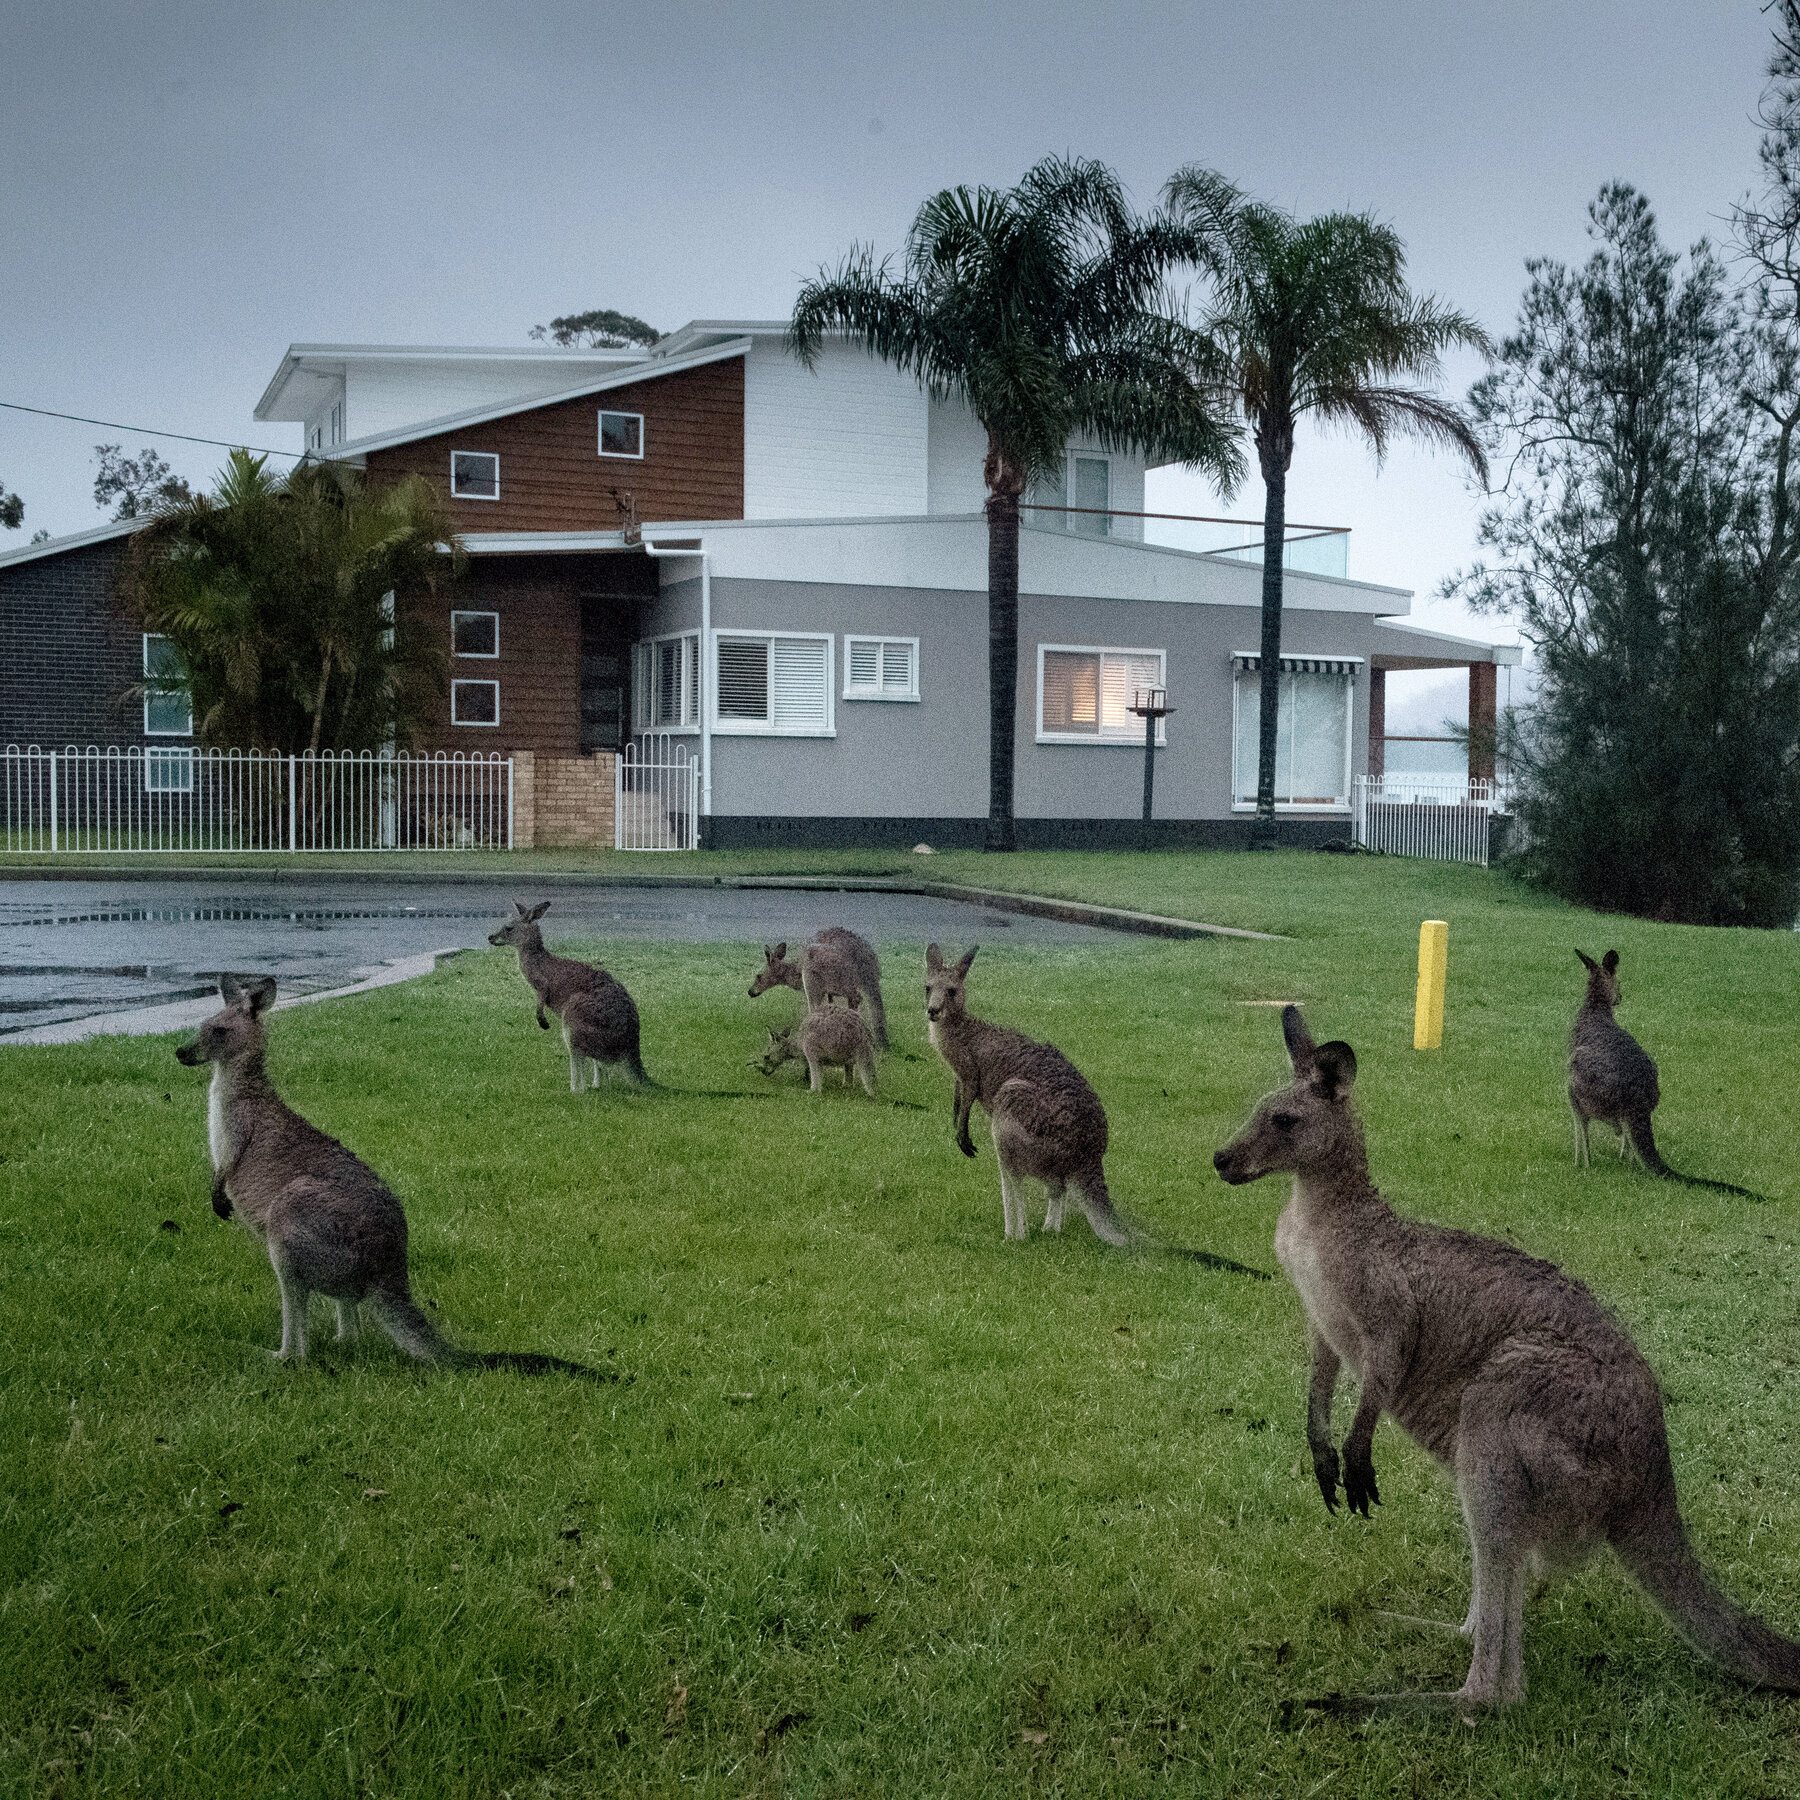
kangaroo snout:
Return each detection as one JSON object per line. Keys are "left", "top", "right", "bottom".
{"left": 1213, "top": 1145, "right": 1255, "bottom": 1185}
{"left": 175, "top": 1041, "right": 203, "bottom": 1066}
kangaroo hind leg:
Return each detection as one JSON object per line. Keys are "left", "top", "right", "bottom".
{"left": 270, "top": 1254, "right": 310, "bottom": 1363}
{"left": 990, "top": 1115, "right": 1026, "bottom": 1240}
{"left": 1042, "top": 1178, "right": 1066, "bottom": 1233}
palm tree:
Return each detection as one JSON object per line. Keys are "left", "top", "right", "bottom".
{"left": 1164, "top": 169, "right": 1492, "bottom": 847}
{"left": 791, "top": 156, "right": 1243, "bottom": 851}
{"left": 123, "top": 450, "right": 457, "bottom": 751}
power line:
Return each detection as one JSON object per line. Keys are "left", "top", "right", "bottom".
{"left": 0, "top": 400, "right": 303, "bottom": 459}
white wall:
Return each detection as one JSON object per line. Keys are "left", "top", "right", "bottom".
{"left": 926, "top": 395, "right": 988, "bottom": 514}
{"left": 743, "top": 339, "right": 929, "bottom": 518}
{"left": 340, "top": 356, "right": 642, "bottom": 444}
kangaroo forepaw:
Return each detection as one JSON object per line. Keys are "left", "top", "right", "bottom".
{"left": 958, "top": 1133, "right": 977, "bottom": 1159}
{"left": 1344, "top": 1451, "right": 1380, "bottom": 1517}
{"left": 211, "top": 1182, "right": 233, "bottom": 1220}
{"left": 1312, "top": 1444, "right": 1341, "bottom": 1513}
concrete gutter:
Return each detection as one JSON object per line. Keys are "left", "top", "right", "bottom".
{"left": 7, "top": 947, "right": 463, "bottom": 1046}
{"left": 0, "top": 864, "right": 1279, "bottom": 941}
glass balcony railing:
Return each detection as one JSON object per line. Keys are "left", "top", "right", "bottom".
{"left": 1020, "top": 504, "right": 1350, "bottom": 578}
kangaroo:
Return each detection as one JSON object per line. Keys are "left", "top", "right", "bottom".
{"left": 1569, "top": 949, "right": 1755, "bottom": 1195}
{"left": 175, "top": 975, "right": 597, "bottom": 1377}
{"left": 489, "top": 900, "right": 649, "bottom": 1090}
{"left": 811, "top": 927, "right": 887, "bottom": 1047}
{"left": 748, "top": 938, "right": 869, "bottom": 1026}
{"left": 1213, "top": 1004, "right": 1800, "bottom": 1711}
{"left": 755, "top": 1009, "right": 878, "bottom": 1095}
{"left": 923, "top": 943, "right": 1129, "bottom": 1245}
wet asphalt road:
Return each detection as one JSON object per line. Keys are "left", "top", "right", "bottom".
{"left": 0, "top": 878, "right": 1118, "bottom": 1037}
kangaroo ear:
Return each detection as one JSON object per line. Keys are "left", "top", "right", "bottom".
{"left": 244, "top": 977, "right": 277, "bottom": 1016}
{"left": 925, "top": 943, "right": 944, "bottom": 972}
{"left": 772, "top": 942, "right": 787, "bottom": 963}
{"left": 219, "top": 972, "right": 244, "bottom": 1005}
{"left": 956, "top": 946, "right": 978, "bottom": 977}
{"left": 511, "top": 899, "right": 529, "bottom": 918}
{"left": 1312, "top": 1040, "right": 1357, "bottom": 1100}
{"left": 528, "top": 901, "right": 551, "bottom": 921}
{"left": 1575, "top": 949, "right": 1598, "bottom": 972}
{"left": 1282, "top": 1005, "right": 1317, "bottom": 1073}
{"left": 1601, "top": 950, "right": 1619, "bottom": 974}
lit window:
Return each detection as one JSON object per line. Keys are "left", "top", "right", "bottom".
{"left": 843, "top": 636, "right": 919, "bottom": 702}
{"left": 1037, "top": 645, "right": 1163, "bottom": 743}
{"left": 599, "top": 411, "right": 644, "bottom": 458}
{"left": 452, "top": 680, "right": 500, "bottom": 727}
{"left": 142, "top": 634, "right": 192, "bottom": 738}
{"left": 451, "top": 451, "right": 500, "bottom": 500}
{"left": 713, "top": 633, "right": 833, "bottom": 735}
{"left": 452, "top": 610, "right": 499, "bottom": 657}
{"left": 1231, "top": 656, "right": 1357, "bottom": 809}
{"left": 630, "top": 632, "right": 700, "bottom": 732}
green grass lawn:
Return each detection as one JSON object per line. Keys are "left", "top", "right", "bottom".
{"left": 4, "top": 851, "right": 1800, "bottom": 1797}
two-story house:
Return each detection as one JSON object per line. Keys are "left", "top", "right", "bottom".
{"left": 0, "top": 322, "right": 1518, "bottom": 848}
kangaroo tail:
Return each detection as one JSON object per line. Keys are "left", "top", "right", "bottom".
{"left": 1628, "top": 1115, "right": 1762, "bottom": 1198}
{"left": 370, "top": 1292, "right": 457, "bottom": 1365}
{"left": 869, "top": 990, "right": 889, "bottom": 1051}
{"left": 463, "top": 1349, "right": 619, "bottom": 1383}
{"left": 1075, "top": 1169, "right": 1138, "bottom": 1248}
{"left": 1617, "top": 1504, "right": 1800, "bottom": 1690}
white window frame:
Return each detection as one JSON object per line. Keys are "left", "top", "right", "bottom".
{"left": 1029, "top": 451, "right": 1114, "bottom": 537}
{"left": 1035, "top": 643, "right": 1166, "bottom": 746}
{"left": 451, "top": 609, "right": 500, "bottom": 658}
{"left": 142, "top": 633, "right": 193, "bottom": 739}
{"left": 842, "top": 635, "right": 920, "bottom": 703}
{"left": 329, "top": 400, "right": 344, "bottom": 446}
{"left": 450, "top": 451, "right": 501, "bottom": 502}
{"left": 710, "top": 631, "right": 836, "bottom": 737}
{"left": 598, "top": 410, "right": 645, "bottom": 460}
{"left": 632, "top": 631, "right": 701, "bottom": 734}
{"left": 144, "top": 747, "right": 194, "bottom": 795}
{"left": 1229, "top": 653, "right": 1360, "bottom": 813}
{"left": 451, "top": 679, "right": 501, "bottom": 728}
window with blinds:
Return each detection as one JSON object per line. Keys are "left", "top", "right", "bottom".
{"left": 712, "top": 633, "right": 834, "bottom": 735}
{"left": 630, "top": 632, "right": 700, "bottom": 732}
{"left": 1038, "top": 645, "right": 1165, "bottom": 743}
{"left": 1231, "top": 659, "right": 1354, "bottom": 807}
{"left": 843, "top": 636, "right": 919, "bottom": 701}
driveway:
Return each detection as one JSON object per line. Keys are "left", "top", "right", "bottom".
{"left": 0, "top": 878, "right": 1120, "bottom": 1041}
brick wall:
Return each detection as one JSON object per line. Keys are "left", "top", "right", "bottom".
{"left": 0, "top": 536, "right": 149, "bottom": 747}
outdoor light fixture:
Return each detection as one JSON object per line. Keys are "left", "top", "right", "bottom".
{"left": 1127, "top": 686, "right": 1174, "bottom": 849}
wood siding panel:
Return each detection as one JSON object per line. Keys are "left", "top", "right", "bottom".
{"left": 365, "top": 357, "right": 745, "bottom": 535}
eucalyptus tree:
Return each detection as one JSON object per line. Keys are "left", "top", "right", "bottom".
{"left": 124, "top": 450, "right": 457, "bottom": 752}
{"left": 791, "top": 156, "right": 1243, "bottom": 851}
{"left": 1165, "top": 168, "right": 1491, "bottom": 846}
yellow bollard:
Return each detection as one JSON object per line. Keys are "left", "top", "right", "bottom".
{"left": 1414, "top": 919, "right": 1449, "bottom": 1050}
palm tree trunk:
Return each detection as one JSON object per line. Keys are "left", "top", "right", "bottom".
{"left": 985, "top": 486, "right": 1020, "bottom": 853}
{"left": 306, "top": 653, "right": 332, "bottom": 756}
{"left": 1251, "top": 459, "right": 1287, "bottom": 850}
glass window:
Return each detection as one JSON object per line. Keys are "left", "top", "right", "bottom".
{"left": 844, "top": 636, "right": 919, "bottom": 700}
{"left": 712, "top": 634, "right": 833, "bottom": 734}
{"left": 1039, "top": 647, "right": 1163, "bottom": 742}
{"left": 451, "top": 452, "right": 499, "bottom": 500}
{"left": 1232, "top": 666, "right": 1352, "bottom": 807}
{"left": 1071, "top": 454, "right": 1110, "bottom": 537}
{"left": 452, "top": 610, "right": 498, "bottom": 657}
{"left": 142, "top": 634, "right": 192, "bottom": 737}
{"left": 144, "top": 747, "right": 193, "bottom": 793}
{"left": 599, "top": 411, "right": 644, "bottom": 458}
{"left": 451, "top": 680, "right": 500, "bottom": 727}
{"left": 632, "top": 633, "right": 700, "bottom": 731}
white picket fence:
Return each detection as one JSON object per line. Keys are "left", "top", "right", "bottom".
{"left": 1354, "top": 773, "right": 1505, "bottom": 866}
{"left": 1, "top": 745, "right": 513, "bottom": 853}
{"left": 615, "top": 734, "right": 699, "bottom": 851}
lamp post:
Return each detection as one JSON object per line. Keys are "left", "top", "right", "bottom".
{"left": 1127, "top": 686, "right": 1174, "bottom": 851}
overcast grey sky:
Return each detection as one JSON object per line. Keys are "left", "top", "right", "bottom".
{"left": 0, "top": 0, "right": 1777, "bottom": 721}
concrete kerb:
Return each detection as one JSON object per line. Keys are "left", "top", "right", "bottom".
{"left": 0, "top": 864, "right": 1282, "bottom": 942}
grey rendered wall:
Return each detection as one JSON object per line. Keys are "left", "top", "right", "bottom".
{"left": 0, "top": 537, "right": 147, "bottom": 747}
{"left": 669, "top": 574, "right": 1383, "bottom": 830}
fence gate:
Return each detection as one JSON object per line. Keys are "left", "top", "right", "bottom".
{"left": 615, "top": 735, "right": 699, "bottom": 851}
{"left": 1, "top": 745, "right": 513, "bottom": 853}
{"left": 1354, "top": 774, "right": 1500, "bottom": 866}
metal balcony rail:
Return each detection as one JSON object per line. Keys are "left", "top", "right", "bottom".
{"left": 1354, "top": 773, "right": 1507, "bottom": 867}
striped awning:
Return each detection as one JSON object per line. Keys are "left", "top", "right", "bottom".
{"left": 1233, "top": 653, "right": 1363, "bottom": 676}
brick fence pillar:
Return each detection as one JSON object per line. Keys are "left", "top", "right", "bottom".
{"left": 510, "top": 749, "right": 536, "bottom": 850}
{"left": 535, "top": 751, "right": 618, "bottom": 848}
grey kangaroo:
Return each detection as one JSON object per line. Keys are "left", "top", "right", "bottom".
{"left": 1569, "top": 949, "right": 1754, "bottom": 1195}
{"left": 176, "top": 974, "right": 596, "bottom": 1377}
{"left": 749, "top": 931, "right": 885, "bottom": 1044}
{"left": 755, "top": 1008, "right": 878, "bottom": 1095}
{"left": 1213, "top": 1005, "right": 1800, "bottom": 1711}
{"left": 489, "top": 900, "right": 648, "bottom": 1090}
{"left": 924, "top": 943, "right": 1128, "bottom": 1245}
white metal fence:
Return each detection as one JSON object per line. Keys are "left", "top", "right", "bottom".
{"left": 1354, "top": 773, "right": 1505, "bottom": 866}
{"left": 615, "top": 734, "right": 699, "bottom": 851}
{"left": 1, "top": 745, "right": 513, "bottom": 853}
